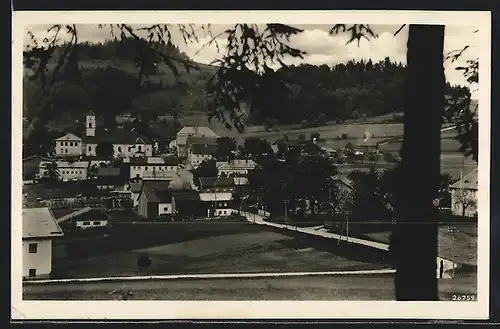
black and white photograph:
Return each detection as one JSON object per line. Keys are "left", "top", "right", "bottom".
{"left": 12, "top": 10, "right": 491, "bottom": 320}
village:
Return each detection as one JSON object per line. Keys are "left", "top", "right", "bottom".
{"left": 21, "top": 108, "right": 479, "bottom": 283}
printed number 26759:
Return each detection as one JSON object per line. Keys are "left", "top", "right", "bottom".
{"left": 452, "top": 294, "right": 476, "bottom": 301}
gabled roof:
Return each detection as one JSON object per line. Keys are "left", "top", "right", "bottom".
{"left": 172, "top": 190, "right": 201, "bottom": 201}
{"left": 450, "top": 168, "right": 478, "bottom": 190}
{"left": 140, "top": 181, "right": 172, "bottom": 203}
{"left": 177, "top": 126, "right": 218, "bottom": 137}
{"left": 56, "top": 133, "right": 82, "bottom": 141}
{"left": 23, "top": 208, "right": 64, "bottom": 239}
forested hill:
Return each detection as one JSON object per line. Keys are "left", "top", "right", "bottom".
{"left": 23, "top": 38, "right": 471, "bottom": 131}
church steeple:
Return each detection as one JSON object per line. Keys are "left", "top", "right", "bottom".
{"left": 86, "top": 110, "right": 96, "bottom": 137}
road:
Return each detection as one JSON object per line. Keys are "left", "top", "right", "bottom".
{"left": 240, "top": 212, "right": 457, "bottom": 278}
{"left": 23, "top": 274, "right": 476, "bottom": 301}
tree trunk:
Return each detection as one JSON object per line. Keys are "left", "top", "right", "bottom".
{"left": 391, "top": 25, "right": 444, "bottom": 300}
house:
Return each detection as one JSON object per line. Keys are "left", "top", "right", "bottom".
{"left": 171, "top": 190, "right": 204, "bottom": 218}
{"left": 23, "top": 155, "right": 50, "bottom": 181}
{"left": 53, "top": 110, "right": 155, "bottom": 160}
{"left": 450, "top": 168, "right": 478, "bottom": 218}
{"left": 137, "top": 181, "right": 174, "bottom": 219}
{"left": 127, "top": 156, "right": 180, "bottom": 180}
{"left": 188, "top": 137, "right": 218, "bottom": 169}
{"left": 56, "top": 207, "right": 110, "bottom": 232}
{"left": 175, "top": 126, "right": 218, "bottom": 157}
{"left": 22, "top": 208, "right": 64, "bottom": 279}
{"left": 216, "top": 159, "right": 257, "bottom": 177}
{"left": 39, "top": 160, "right": 89, "bottom": 181}
{"left": 199, "top": 191, "right": 236, "bottom": 217}
{"left": 54, "top": 133, "right": 84, "bottom": 157}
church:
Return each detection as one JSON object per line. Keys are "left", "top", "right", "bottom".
{"left": 54, "top": 110, "right": 154, "bottom": 159}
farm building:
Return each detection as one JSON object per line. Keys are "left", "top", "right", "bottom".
{"left": 175, "top": 126, "right": 218, "bottom": 157}
{"left": 56, "top": 207, "right": 110, "bottom": 232}
{"left": 22, "top": 208, "right": 64, "bottom": 279}
{"left": 137, "top": 181, "right": 174, "bottom": 219}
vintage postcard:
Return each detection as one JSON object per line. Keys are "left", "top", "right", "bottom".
{"left": 12, "top": 10, "right": 491, "bottom": 320}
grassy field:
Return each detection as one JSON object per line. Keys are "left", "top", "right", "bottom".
{"left": 52, "top": 229, "right": 389, "bottom": 279}
{"left": 362, "top": 223, "right": 478, "bottom": 266}
{"left": 23, "top": 274, "right": 477, "bottom": 301}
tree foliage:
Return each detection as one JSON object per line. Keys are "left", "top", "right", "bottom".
{"left": 192, "top": 159, "right": 218, "bottom": 189}
{"left": 95, "top": 142, "right": 114, "bottom": 157}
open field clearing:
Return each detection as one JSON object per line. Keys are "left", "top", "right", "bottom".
{"left": 51, "top": 230, "right": 389, "bottom": 279}
{"left": 23, "top": 273, "right": 476, "bottom": 301}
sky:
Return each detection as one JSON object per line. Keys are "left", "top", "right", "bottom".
{"left": 24, "top": 24, "right": 480, "bottom": 96}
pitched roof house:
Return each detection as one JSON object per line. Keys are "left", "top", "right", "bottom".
{"left": 137, "top": 181, "right": 174, "bottom": 219}
{"left": 22, "top": 208, "right": 64, "bottom": 279}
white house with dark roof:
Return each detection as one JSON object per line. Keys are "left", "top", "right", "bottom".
{"left": 22, "top": 208, "right": 64, "bottom": 279}
{"left": 216, "top": 159, "right": 257, "bottom": 177}
{"left": 450, "top": 168, "right": 478, "bottom": 218}
{"left": 55, "top": 133, "right": 83, "bottom": 157}
{"left": 127, "top": 156, "right": 180, "bottom": 180}
{"left": 175, "top": 126, "right": 218, "bottom": 157}
{"left": 188, "top": 137, "right": 218, "bottom": 169}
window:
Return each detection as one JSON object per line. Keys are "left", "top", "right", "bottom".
{"left": 69, "top": 142, "right": 73, "bottom": 146}
{"left": 88, "top": 146, "right": 92, "bottom": 152}
{"left": 164, "top": 207, "right": 169, "bottom": 212}
{"left": 118, "top": 146, "right": 122, "bottom": 152}
{"left": 82, "top": 221, "right": 91, "bottom": 226}
{"left": 89, "top": 122, "right": 93, "bottom": 128}
{"left": 29, "top": 243, "right": 37, "bottom": 253}
{"left": 29, "top": 269, "right": 36, "bottom": 277}
{"left": 60, "top": 149, "right": 63, "bottom": 154}
{"left": 65, "top": 149, "right": 68, "bottom": 153}
{"left": 145, "top": 166, "right": 148, "bottom": 171}
{"left": 93, "top": 221, "right": 101, "bottom": 225}
{"left": 138, "top": 145, "right": 142, "bottom": 151}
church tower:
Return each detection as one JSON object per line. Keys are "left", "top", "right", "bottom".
{"left": 86, "top": 110, "right": 96, "bottom": 137}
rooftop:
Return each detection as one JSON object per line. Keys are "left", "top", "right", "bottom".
{"left": 188, "top": 136, "right": 218, "bottom": 146}
{"left": 200, "top": 177, "right": 236, "bottom": 189}
{"left": 450, "top": 168, "right": 478, "bottom": 190}
{"left": 217, "top": 159, "right": 257, "bottom": 170}
{"left": 83, "top": 129, "right": 152, "bottom": 145}
{"left": 40, "top": 160, "right": 89, "bottom": 168}
{"left": 190, "top": 144, "right": 217, "bottom": 155}
{"left": 55, "top": 133, "right": 82, "bottom": 141}
{"left": 97, "top": 167, "right": 121, "bottom": 177}
{"left": 177, "top": 126, "right": 218, "bottom": 138}
{"left": 199, "top": 192, "right": 233, "bottom": 202}
{"left": 23, "top": 208, "right": 64, "bottom": 239}
{"left": 141, "top": 181, "right": 172, "bottom": 202}
{"left": 172, "top": 190, "right": 201, "bottom": 201}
